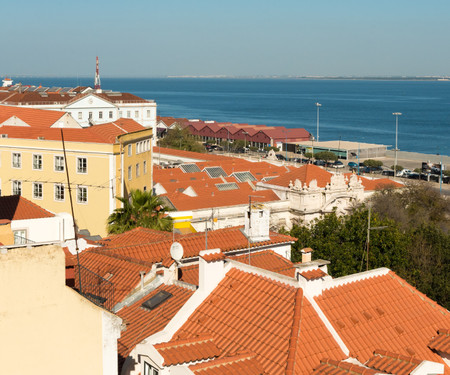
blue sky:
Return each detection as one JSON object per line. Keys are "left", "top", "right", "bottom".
{"left": 2, "top": 0, "right": 449, "bottom": 77}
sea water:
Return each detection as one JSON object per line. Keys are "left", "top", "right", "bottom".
{"left": 15, "top": 77, "right": 450, "bottom": 155}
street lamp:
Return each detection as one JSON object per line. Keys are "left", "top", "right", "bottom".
{"left": 242, "top": 131, "right": 248, "bottom": 149}
{"left": 316, "top": 102, "right": 322, "bottom": 142}
{"left": 392, "top": 112, "right": 402, "bottom": 176}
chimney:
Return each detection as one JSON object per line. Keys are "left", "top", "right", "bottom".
{"left": 244, "top": 204, "right": 270, "bottom": 243}
{"left": 161, "top": 257, "right": 178, "bottom": 284}
{"left": 139, "top": 271, "right": 146, "bottom": 290}
{"left": 301, "top": 247, "right": 313, "bottom": 263}
{"left": 198, "top": 248, "right": 226, "bottom": 293}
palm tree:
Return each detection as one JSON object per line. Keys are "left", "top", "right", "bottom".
{"left": 107, "top": 190, "right": 173, "bottom": 234}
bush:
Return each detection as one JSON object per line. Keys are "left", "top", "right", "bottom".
{"left": 264, "top": 146, "right": 279, "bottom": 152}
{"left": 315, "top": 151, "right": 337, "bottom": 162}
{"left": 363, "top": 159, "right": 383, "bottom": 168}
{"left": 249, "top": 146, "right": 258, "bottom": 152}
{"left": 391, "top": 165, "right": 403, "bottom": 172}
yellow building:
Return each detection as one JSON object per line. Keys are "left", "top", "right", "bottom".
{"left": 0, "top": 244, "right": 122, "bottom": 375}
{"left": 0, "top": 106, "right": 152, "bottom": 236}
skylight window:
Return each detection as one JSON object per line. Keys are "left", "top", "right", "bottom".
{"left": 203, "top": 166, "right": 227, "bottom": 178}
{"left": 231, "top": 171, "right": 256, "bottom": 182}
{"left": 141, "top": 290, "right": 173, "bottom": 311}
{"left": 180, "top": 164, "right": 201, "bottom": 173}
{"left": 216, "top": 182, "right": 239, "bottom": 191}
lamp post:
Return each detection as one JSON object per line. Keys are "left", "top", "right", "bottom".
{"left": 243, "top": 131, "right": 248, "bottom": 149}
{"left": 316, "top": 102, "right": 322, "bottom": 142}
{"left": 392, "top": 112, "right": 402, "bottom": 176}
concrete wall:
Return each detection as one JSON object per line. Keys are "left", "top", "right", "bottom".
{"left": 0, "top": 245, "right": 121, "bottom": 375}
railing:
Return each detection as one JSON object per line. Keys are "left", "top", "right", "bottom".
{"left": 74, "top": 264, "right": 115, "bottom": 311}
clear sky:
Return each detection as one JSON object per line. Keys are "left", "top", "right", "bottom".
{"left": 2, "top": 0, "right": 449, "bottom": 77}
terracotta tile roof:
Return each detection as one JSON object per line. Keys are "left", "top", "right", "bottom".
{"left": 428, "top": 329, "right": 450, "bottom": 355}
{"left": 365, "top": 349, "right": 422, "bottom": 375}
{"left": 300, "top": 268, "right": 328, "bottom": 280}
{"left": 315, "top": 271, "right": 450, "bottom": 366}
{"left": 154, "top": 335, "right": 221, "bottom": 366}
{"left": 100, "top": 226, "right": 296, "bottom": 265}
{"left": 1, "top": 117, "right": 145, "bottom": 144}
{"left": 161, "top": 257, "right": 175, "bottom": 268}
{"left": 161, "top": 184, "right": 280, "bottom": 211}
{"left": 173, "top": 268, "right": 345, "bottom": 374}
{"left": 77, "top": 250, "right": 152, "bottom": 306}
{"left": 0, "top": 105, "right": 66, "bottom": 127}
{"left": 156, "top": 146, "right": 224, "bottom": 161}
{"left": 189, "top": 352, "right": 265, "bottom": 374}
{"left": 0, "top": 195, "right": 54, "bottom": 220}
{"left": 96, "top": 227, "right": 172, "bottom": 247}
{"left": 343, "top": 173, "right": 403, "bottom": 191}
{"left": 267, "top": 164, "right": 333, "bottom": 188}
{"left": 200, "top": 251, "right": 226, "bottom": 262}
{"left": 312, "top": 359, "right": 380, "bottom": 374}
{"left": 229, "top": 250, "right": 296, "bottom": 278}
{"left": 178, "top": 264, "right": 199, "bottom": 286}
{"left": 117, "top": 284, "right": 194, "bottom": 359}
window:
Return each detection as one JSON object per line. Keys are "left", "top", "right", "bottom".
{"left": 99, "top": 111, "right": 103, "bottom": 119}
{"left": 128, "top": 144, "right": 132, "bottom": 156}
{"left": 146, "top": 110, "right": 151, "bottom": 118}
{"left": 55, "top": 156, "right": 64, "bottom": 172}
{"left": 13, "top": 230, "right": 27, "bottom": 245}
{"left": 33, "top": 182, "right": 43, "bottom": 199}
{"left": 109, "top": 111, "right": 113, "bottom": 119}
{"left": 127, "top": 110, "right": 131, "bottom": 118}
{"left": 136, "top": 163, "right": 140, "bottom": 177}
{"left": 77, "top": 186, "right": 88, "bottom": 203}
{"left": 143, "top": 160, "right": 147, "bottom": 174}
{"left": 77, "top": 157, "right": 87, "bottom": 174}
{"left": 135, "top": 110, "right": 139, "bottom": 118}
{"left": 12, "top": 153, "right": 21, "bottom": 168}
{"left": 144, "top": 363, "right": 159, "bottom": 375}
{"left": 12, "top": 180, "right": 21, "bottom": 195}
{"left": 118, "top": 111, "right": 123, "bottom": 118}
{"left": 88, "top": 112, "right": 93, "bottom": 119}
{"left": 55, "top": 184, "right": 65, "bottom": 201}
{"left": 78, "top": 112, "right": 82, "bottom": 120}
{"left": 33, "top": 154, "right": 43, "bottom": 170}
{"left": 128, "top": 166, "right": 132, "bottom": 180}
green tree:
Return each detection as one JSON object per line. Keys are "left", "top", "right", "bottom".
{"left": 363, "top": 159, "right": 383, "bottom": 168}
{"left": 107, "top": 190, "right": 173, "bottom": 234}
{"left": 159, "top": 127, "right": 205, "bottom": 153}
{"left": 315, "top": 151, "right": 337, "bottom": 163}
{"left": 390, "top": 165, "right": 403, "bottom": 171}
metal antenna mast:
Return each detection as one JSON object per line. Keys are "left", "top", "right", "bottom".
{"left": 94, "top": 56, "right": 101, "bottom": 91}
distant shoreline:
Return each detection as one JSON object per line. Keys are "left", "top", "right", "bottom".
{"left": 6, "top": 75, "right": 450, "bottom": 82}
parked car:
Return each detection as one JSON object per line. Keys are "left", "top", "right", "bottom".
{"left": 396, "top": 169, "right": 412, "bottom": 177}
{"left": 313, "top": 160, "right": 326, "bottom": 166}
{"left": 276, "top": 154, "right": 286, "bottom": 160}
{"left": 382, "top": 170, "right": 395, "bottom": 176}
{"left": 348, "top": 162, "right": 358, "bottom": 169}
{"left": 332, "top": 160, "right": 344, "bottom": 168}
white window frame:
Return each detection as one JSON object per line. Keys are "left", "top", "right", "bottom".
{"left": 127, "top": 110, "right": 131, "bottom": 118}
{"left": 12, "top": 180, "right": 22, "bottom": 196}
{"left": 119, "top": 110, "right": 123, "bottom": 118}
{"left": 55, "top": 183, "right": 65, "bottom": 201}
{"left": 143, "top": 362, "right": 159, "bottom": 375}
{"left": 135, "top": 110, "right": 139, "bottom": 118}
{"left": 54, "top": 155, "right": 65, "bottom": 172}
{"left": 77, "top": 186, "right": 88, "bottom": 204}
{"left": 13, "top": 229, "right": 27, "bottom": 245}
{"left": 12, "top": 152, "right": 21, "bottom": 168}
{"left": 146, "top": 110, "right": 151, "bottom": 118}
{"left": 78, "top": 112, "right": 82, "bottom": 120}
{"left": 128, "top": 144, "right": 132, "bottom": 156}
{"left": 32, "top": 154, "right": 43, "bottom": 170}
{"left": 109, "top": 111, "right": 113, "bottom": 119}
{"left": 99, "top": 111, "right": 103, "bottom": 119}
{"left": 33, "top": 182, "right": 43, "bottom": 199}
{"left": 77, "top": 157, "right": 87, "bottom": 174}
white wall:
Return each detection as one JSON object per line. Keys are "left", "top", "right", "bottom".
{"left": 11, "top": 214, "right": 74, "bottom": 243}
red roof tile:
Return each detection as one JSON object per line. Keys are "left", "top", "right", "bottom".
{"left": 189, "top": 352, "right": 265, "bottom": 374}
{"left": 117, "top": 284, "right": 194, "bottom": 359}
{"left": 428, "top": 329, "right": 450, "bottom": 355}
{"left": 99, "top": 226, "right": 296, "bottom": 265}
{"left": 312, "top": 359, "right": 380, "bottom": 374}
{"left": 315, "top": 271, "right": 450, "bottom": 367}
{"left": 0, "top": 105, "right": 66, "bottom": 127}
{"left": 267, "top": 164, "right": 333, "bottom": 188}
{"left": 0, "top": 195, "right": 54, "bottom": 220}
{"left": 300, "top": 268, "right": 328, "bottom": 280}
{"left": 97, "top": 227, "right": 172, "bottom": 247}
{"left": 200, "top": 251, "right": 226, "bottom": 262}
{"left": 365, "top": 349, "right": 422, "bottom": 375}
{"left": 155, "top": 335, "right": 220, "bottom": 366}
{"left": 173, "top": 268, "right": 345, "bottom": 374}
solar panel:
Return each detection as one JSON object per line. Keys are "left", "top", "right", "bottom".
{"left": 48, "top": 87, "right": 61, "bottom": 92}
{"left": 204, "top": 166, "right": 227, "bottom": 178}
{"left": 216, "top": 182, "right": 239, "bottom": 191}
{"left": 180, "top": 164, "right": 201, "bottom": 173}
{"left": 59, "top": 87, "right": 72, "bottom": 93}
{"left": 262, "top": 176, "right": 278, "bottom": 182}
{"left": 231, "top": 171, "right": 256, "bottom": 182}
{"left": 36, "top": 87, "right": 49, "bottom": 92}
{"left": 141, "top": 290, "right": 173, "bottom": 310}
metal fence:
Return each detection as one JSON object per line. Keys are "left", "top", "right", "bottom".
{"left": 75, "top": 264, "right": 115, "bottom": 311}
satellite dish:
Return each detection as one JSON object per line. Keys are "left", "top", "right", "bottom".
{"left": 170, "top": 242, "right": 184, "bottom": 262}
